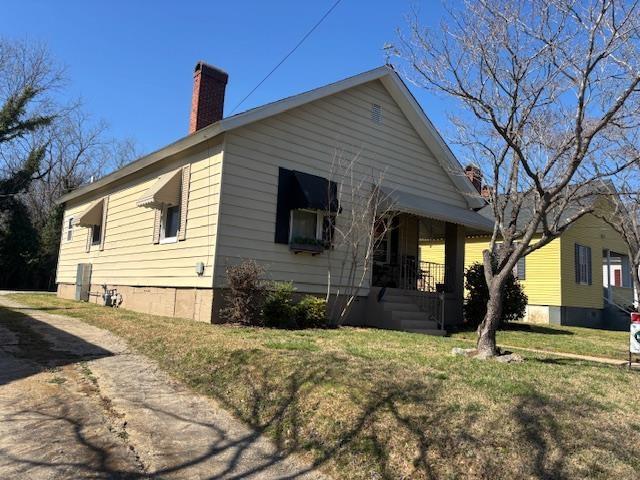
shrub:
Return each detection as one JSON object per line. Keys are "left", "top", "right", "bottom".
{"left": 262, "top": 283, "right": 328, "bottom": 329}
{"left": 295, "top": 295, "right": 327, "bottom": 329}
{"left": 463, "top": 261, "right": 527, "bottom": 328}
{"left": 262, "top": 282, "right": 297, "bottom": 328}
{"left": 220, "top": 260, "right": 265, "bottom": 326}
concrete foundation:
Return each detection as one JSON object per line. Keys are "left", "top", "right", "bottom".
{"left": 57, "top": 283, "right": 214, "bottom": 323}
{"left": 524, "top": 304, "right": 604, "bottom": 329}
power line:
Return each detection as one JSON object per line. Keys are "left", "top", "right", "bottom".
{"left": 229, "top": 0, "right": 344, "bottom": 115}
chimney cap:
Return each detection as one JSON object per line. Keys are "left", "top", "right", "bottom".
{"left": 194, "top": 61, "right": 228, "bottom": 83}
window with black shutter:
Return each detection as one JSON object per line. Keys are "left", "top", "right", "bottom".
{"left": 275, "top": 167, "right": 339, "bottom": 253}
{"left": 575, "top": 243, "right": 592, "bottom": 285}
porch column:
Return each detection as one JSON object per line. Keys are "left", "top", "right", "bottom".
{"left": 444, "top": 222, "right": 465, "bottom": 325}
{"left": 605, "top": 249, "right": 612, "bottom": 301}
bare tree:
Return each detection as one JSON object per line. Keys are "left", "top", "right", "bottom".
{"left": 325, "top": 150, "right": 396, "bottom": 325}
{"left": 394, "top": 0, "right": 640, "bottom": 356}
{"left": 23, "top": 109, "right": 140, "bottom": 228}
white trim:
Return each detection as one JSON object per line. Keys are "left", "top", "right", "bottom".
{"left": 56, "top": 65, "right": 484, "bottom": 210}
{"left": 289, "top": 209, "right": 322, "bottom": 243}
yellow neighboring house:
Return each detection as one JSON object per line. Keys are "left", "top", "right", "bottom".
{"left": 420, "top": 210, "right": 634, "bottom": 330}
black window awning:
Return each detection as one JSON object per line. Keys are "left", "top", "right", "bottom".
{"left": 290, "top": 170, "right": 339, "bottom": 212}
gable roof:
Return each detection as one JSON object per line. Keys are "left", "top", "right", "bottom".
{"left": 57, "top": 66, "right": 485, "bottom": 208}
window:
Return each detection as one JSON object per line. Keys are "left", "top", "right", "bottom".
{"left": 91, "top": 224, "right": 102, "bottom": 245}
{"left": 575, "top": 244, "right": 592, "bottom": 285}
{"left": 275, "top": 168, "right": 339, "bottom": 247}
{"left": 67, "top": 217, "right": 74, "bottom": 241}
{"left": 288, "top": 209, "right": 335, "bottom": 246}
{"left": 290, "top": 209, "right": 318, "bottom": 241}
{"left": 161, "top": 204, "right": 180, "bottom": 242}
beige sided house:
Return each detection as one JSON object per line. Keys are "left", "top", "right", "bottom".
{"left": 55, "top": 63, "right": 493, "bottom": 333}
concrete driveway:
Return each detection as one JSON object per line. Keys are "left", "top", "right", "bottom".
{"left": 0, "top": 294, "right": 325, "bottom": 480}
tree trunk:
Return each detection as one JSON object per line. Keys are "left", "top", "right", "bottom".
{"left": 476, "top": 277, "right": 505, "bottom": 357}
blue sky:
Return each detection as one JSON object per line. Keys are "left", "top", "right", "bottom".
{"left": 1, "top": 1, "right": 452, "bottom": 156}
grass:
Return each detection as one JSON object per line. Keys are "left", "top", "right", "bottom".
{"left": 451, "top": 322, "right": 629, "bottom": 359}
{"left": 7, "top": 293, "right": 640, "bottom": 479}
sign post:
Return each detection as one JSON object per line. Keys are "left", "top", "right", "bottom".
{"left": 630, "top": 313, "right": 640, "bottom": 369}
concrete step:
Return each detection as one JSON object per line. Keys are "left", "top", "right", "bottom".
{"left": 403, "top": 328, "right": 447, "bottom": 336}
{"left": 383, "top": 294, "right": 413, "bottom": 303}
{"left": 382, "top": 301, "right": 420, "bottom": 312}
{"left": 399, "top": 318, "right": 439, "bottom": 330}
{"left": 391, "top": 310, "right": 431, "bottom": 321}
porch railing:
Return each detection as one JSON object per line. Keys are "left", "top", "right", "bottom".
{"left": 401, "top": 258, "right": 446, "bottom": 330}
{"left": 399, "top": 258, "right": 446, "bottom": 293}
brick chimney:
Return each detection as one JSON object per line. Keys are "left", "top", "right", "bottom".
{"left": 189, "top": 62, "right": 229, "bottom": 134}
{"left": 464, "top": 164, "right": 482, "bottom": 193}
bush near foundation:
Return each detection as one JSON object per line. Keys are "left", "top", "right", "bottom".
{"left": 262, "top": 282, "right": 328, "bottom": 329}
{"left": 464, "top": 261, "right": 527, "bottom": 328}
{"left": 220, "top": 260, "right": 265, "bottom": 326}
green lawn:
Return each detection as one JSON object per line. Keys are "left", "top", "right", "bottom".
{"left": 451, "top": 321, "right": 629, "bottom": 360}
{"left": 6, "top": 293, "right": 640, "bottom": 480}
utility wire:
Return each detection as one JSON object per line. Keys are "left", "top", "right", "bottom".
{"left": 229, "top": 0, "right": 344, "bottom": 115}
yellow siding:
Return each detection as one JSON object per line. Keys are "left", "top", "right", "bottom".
{"left": 215, "top": 79, "right": 469, "bottom": 293}
{"left": 559, "top": 213, "right": 628, "bottom": 309}
{"left": 56, "top": 142, "right": 223, "bottom": 288}
{"left": 420, "top": 235, "right": 562, "bottom": 306}
{"left": 421, "top": 213, "right": 630, "bottom": 309}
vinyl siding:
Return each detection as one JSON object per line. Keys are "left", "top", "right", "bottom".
{"left": 214, "top": 79, "right": 468, "bottom": 293}
{"left": 56, "top": 142, "right": 223, "bottom": 288}
{"left": 420, "top": 235, "right": 562, "bottom": 306}
{"left": 560, "top": 213, "right": 628, "bottom": 309}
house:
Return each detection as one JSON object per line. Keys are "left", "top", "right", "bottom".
{"left": 55, "top": 62, "right": 494, "bottom": 333}
{"left": 420, "top": 181, "right": 634, "bottom": 330}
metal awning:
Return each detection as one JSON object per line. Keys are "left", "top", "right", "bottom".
{"left": 74, "top": 198, "right": 104, "bottom": 227}
{"left": 380, "top": 186, "right": 494, "bottom": 232}
{"left": 136, "top": 168, "right": 182, "bottom": 209}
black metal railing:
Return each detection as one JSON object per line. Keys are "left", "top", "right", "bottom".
{"left": 399, "top": 258, "right": 446, "bottom": 293}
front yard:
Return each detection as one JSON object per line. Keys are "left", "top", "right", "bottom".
{"left": 451, "top": 322, "right": 629, "bottom": 360}
{"left": 9, "top": 293, "right": 640, "bottom": 479}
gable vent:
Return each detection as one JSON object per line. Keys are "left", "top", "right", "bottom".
{"left": 371, "top": 103, "right": 383, "bottom": 124}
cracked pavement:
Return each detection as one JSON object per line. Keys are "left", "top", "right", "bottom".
{"left": 0, "top": 294, "right": 326, "bottom": 479}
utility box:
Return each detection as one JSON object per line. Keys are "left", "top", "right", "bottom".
{"left": 75, "top": 263, "right": 92, "bottom": 301}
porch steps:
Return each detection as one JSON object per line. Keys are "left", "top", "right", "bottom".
{"left": 375, "top": 289, "right": 445, "bottom": 336}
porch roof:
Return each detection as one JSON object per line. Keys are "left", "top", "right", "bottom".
{"left": 381, "top": 187, "right": 494, "bottom": 232}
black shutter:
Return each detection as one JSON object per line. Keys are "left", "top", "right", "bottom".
{"left": 574, "top": 243, "right": 580, "bottom": 283}
{"left": 517, "top": 255, "right": 526, "bottom": 280}
{"left": 587, "top": 245, "right": 592, "bottom": 285}
{"left": 275, "top": 168, "right": 294, "bottom": 244}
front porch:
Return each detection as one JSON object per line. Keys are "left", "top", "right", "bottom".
{"left": 366, "top": 214, "right": 468, "bottom": 334}
{"left": 364, "top": 188, "right": 493, "bottom": 335}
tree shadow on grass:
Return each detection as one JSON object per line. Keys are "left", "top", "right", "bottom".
{"left": 504, "top": 323, "right": 575, "bottom": 335}
{"left": 0, "top": 306, "right": 113, "bottom": 386}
